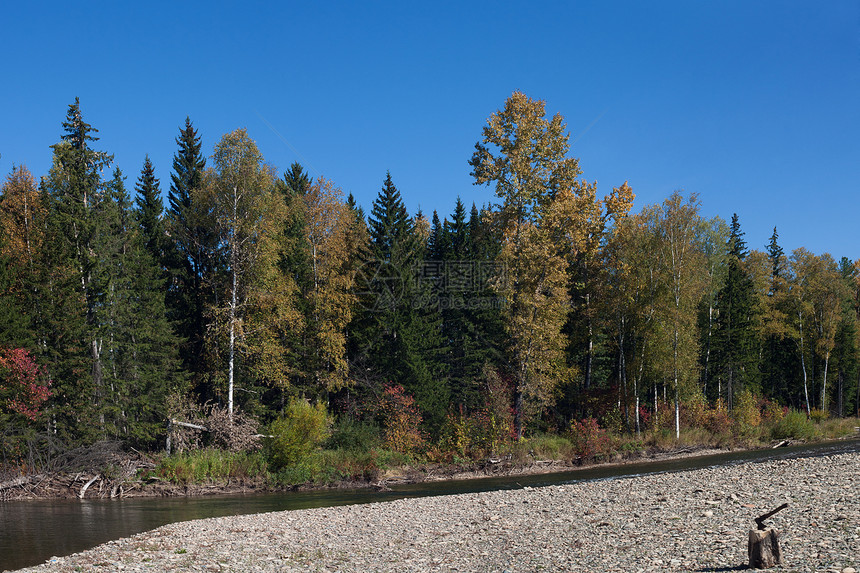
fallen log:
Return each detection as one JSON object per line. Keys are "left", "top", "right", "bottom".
{"left": 79, "top": 475, "right": 100, "bottom": 499}
{"left": 0, "top": 474, "right": 44, "bottom": 490}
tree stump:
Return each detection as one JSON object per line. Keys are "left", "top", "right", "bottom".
{"left": 748, "top": 528, "right": 782, "bottom": 568}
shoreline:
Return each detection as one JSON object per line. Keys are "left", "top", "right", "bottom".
{"left": 0, "top": 442, "right": 743, "bottom": 502}
{"left": 1, "top": 437, "right": 853, "bottom": 502}
{"left": 12, "top": 449, "right": 859, "bottom": 572}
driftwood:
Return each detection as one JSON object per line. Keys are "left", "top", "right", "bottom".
{"left": 0, "top": 474, "right": 44, "bottom": 490}
{"left": 79, "top": 475, "right": 100, "bottom": 499}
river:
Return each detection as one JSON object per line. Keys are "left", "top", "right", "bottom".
{"left": 2, "top": 438, "right": 858, "bottom": 572}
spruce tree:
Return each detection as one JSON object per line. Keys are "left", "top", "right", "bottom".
{"left": 448, "top": 197, "right": 468, "bottom": 259}
{"left": 428, "top": 210, "right": 446, "bottom": 261}
{"left": 280, "top": 161, "right": 312, "bottom": 198}
{"left": 43, "top": 98, "right": 114, "bottom": 442}
{"left": 88, "top": 168, "right": 185, "bottom": 445}
{"left": 168, "top": 117, "right": 206, "bottom": 220}
{"left": 353, "top": 173, "right": 448, "bottom": 431}
{"left": 0, "top": 240, "right": 29, "bottom": 348}
{"left": 135, "top": 155, "right": 165, "bottom": 265}
{"left": 712, "top": 214, "right": 760, "bottom": 409}
{"left": 761, "top": 227, "right": 793, "bottom": 401}
{"left": 165, "top": 118, "right": 212, "bottom": 395}
{"left": 832, "top": 258, "right": 858, "bottom": 417}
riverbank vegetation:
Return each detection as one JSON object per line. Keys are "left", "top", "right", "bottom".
{"left": 2, "top": 93, "right": 859, "bottom": 495}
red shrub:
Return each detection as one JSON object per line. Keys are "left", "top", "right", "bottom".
{"left": 0, "top": 347, "right": 51, "bottom": 422}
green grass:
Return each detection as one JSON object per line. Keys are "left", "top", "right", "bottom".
{"left": 150, "top": 449, "right": 268, "bottom": 484}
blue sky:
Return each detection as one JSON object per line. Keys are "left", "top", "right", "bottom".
{"left": 2, "top": 1, "right": 858, "bottom": 259}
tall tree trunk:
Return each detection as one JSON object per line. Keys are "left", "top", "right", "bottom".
{"left": 228, "top": 269, "right": 236, "bottom": 418}
{"left": 703, "top": 304, "right": 713, "bottom": 397}
{"left": 799, "top": 311, "right": 811, "bottom": 415}
{"left": 585, "top": 294, "right": 593, "bottom": 390}
{"left": 837, "top": 370, "right": 844, "bottom": 418}
{"left": 227, "top": 188, "right": 238, "bottom": 419}
{"left": 821, "top": 352, "right": 830, "bottom": 415}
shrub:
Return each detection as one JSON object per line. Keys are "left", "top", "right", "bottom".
{"left": 569, "top": 418, "right": 611, "bottom": 460}
{"left": 374, "top": 385, "right": 425, "bottom": 455}
{"left": 266, "top": 398, "right": 332, "bottom": 472}
{"left": 809, "top": 408, "right": 828, "bottom": 424}
{"left": 600, "top": 407, "right": 624, "bottom": 435}
{"left": 325, "top": 418, "right": 381, "bottom": 452}
{"left": 761, "top": 399, "right": 787, "bottom": 426}
{"left": 770, "top": 409, "right": 816, "bottom": 440}
{"left": 684, "top": 393, "right": 709, "bottom": 429}
{"left": 0, "top": 348, "right": 51, "bottom": 422}
{"left": 439, "top": 407, "right": 514, "bottom": 460}
{"left": 704, "top": 404, "right": 733, "bottom": 436}
{"left": 732, "top": 389, "right": 762, "bottom": 437}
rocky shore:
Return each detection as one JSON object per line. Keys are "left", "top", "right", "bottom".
{"left": 15, "top": 452, "right": 859, "bottom": 572}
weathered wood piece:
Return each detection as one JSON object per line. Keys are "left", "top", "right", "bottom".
{"left": 79, "top": 475, "right": 100, "bottom": 499}
{"left": 748, "top": 528, "right": 782, "bottom": 568}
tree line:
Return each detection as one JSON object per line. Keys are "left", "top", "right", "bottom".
{"left": 1, "top": 93, "right": 857, "bottom": 455}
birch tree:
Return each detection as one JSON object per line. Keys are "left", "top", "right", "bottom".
{"left": 206, "top": 129, "right": 276, "bottom": 417}
{"left": 655, "top": 192, "right": 705, "bottom": 439}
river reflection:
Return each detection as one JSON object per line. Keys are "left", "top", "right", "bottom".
{"left": 2, "top": 438, "right": 858, "bottom": 572}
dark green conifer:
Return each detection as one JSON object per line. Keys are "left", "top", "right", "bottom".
{"left": 712, "top": 214, "right": 760, "bottom": 408}
{"left": 165, "top": 118, "right": 212, "bottom": 394}
{"left": 352, "top": 172, "right": 448, "bottom": 432}
{"left": 42, "top": 98, "right": 113, "bottom": 443}
{"left": 135, "top": 155, "right": 165, "bottom": 264}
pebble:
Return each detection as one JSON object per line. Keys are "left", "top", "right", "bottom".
{"left": 12, "top": 452, "right": 860, "bottom": 573}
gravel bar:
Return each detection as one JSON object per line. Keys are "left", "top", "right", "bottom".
{"left": 15, "top": 452, "right": 859, "bottom": 572}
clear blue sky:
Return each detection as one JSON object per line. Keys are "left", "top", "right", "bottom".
{"left": 2, "top": 1, "right": 858, "bottom": 259}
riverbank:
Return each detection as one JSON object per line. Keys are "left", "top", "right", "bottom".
{"left": 1, "top": 434, "right": 855, "bottom": 501}
{"left": 0, "top": 441, "right": 745, "bottom": 501}
{"left": 14, "top": 450, "right": 859, "bottom": 572}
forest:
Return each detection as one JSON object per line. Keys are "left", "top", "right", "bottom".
{"left": 1, "top": 92, "right": 858, "bottom": 482}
